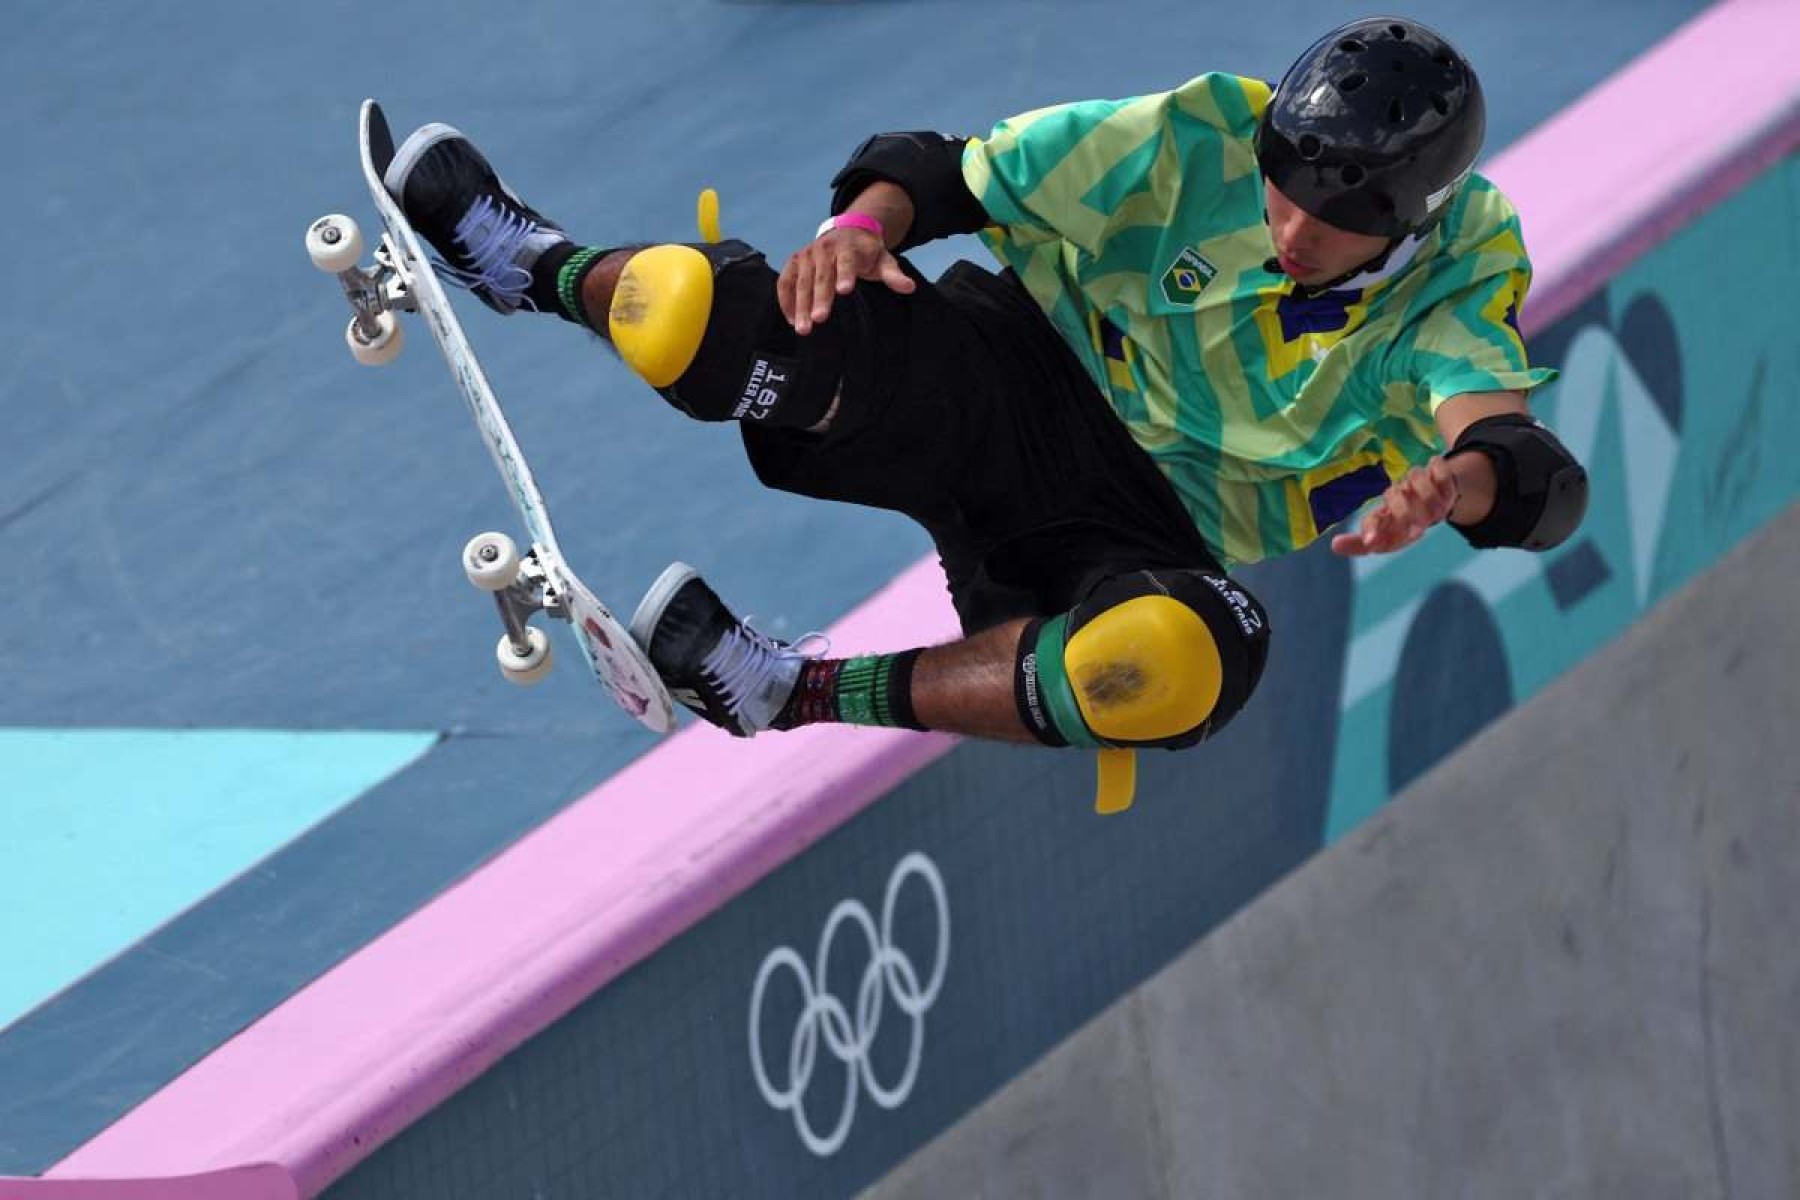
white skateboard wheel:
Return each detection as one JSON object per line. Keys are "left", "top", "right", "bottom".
{"left": 346, "top": 309, "right": 403, "bottom": 366}
{"left": 463, "top": 532, "right": 521, "bottom": 591}
{"left": 306, "top": 214, "right": 364, "bottom": 274}
{"left": 497, "top": 627, "right": 553, "bottom": 685}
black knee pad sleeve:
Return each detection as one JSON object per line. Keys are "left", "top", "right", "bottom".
{"left": 1016, "top": 566, "right": 1272, "bottom": 750}
{"left": 656, "top": 240, "right": 843, "bottom": 431}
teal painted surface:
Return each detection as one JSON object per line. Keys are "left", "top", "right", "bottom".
{"left": 1325, "top": 152, "right": 1800, "bottom": 839}
{"left": 0, "top": 728, "right": 437, "bottom": 1031}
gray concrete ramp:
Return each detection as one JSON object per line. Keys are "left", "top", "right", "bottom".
{"left": 867, "top": 503, "right": 1800, "bottom": 1200}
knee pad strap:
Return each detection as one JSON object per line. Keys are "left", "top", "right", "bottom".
{"left": 1018, "top": 612, "right": 1101, "bottom": 749}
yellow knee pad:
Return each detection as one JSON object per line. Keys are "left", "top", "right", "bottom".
{"left": 1020, "top": 595, "right": 1225, "bottom": 751}
{"left": 1017, "top": 567, "right": 1269, "bottom": 754}
{"left": 608, "top": 244, "right": 714, "bottom": 388}
{"left": 1065, "top": 595, "right": 1224, "bottom": 744}
{"left": 1015, "top": 569, "right": 1270, "bottom": 816}
{"left": 1076, "top": 600, "right": 1217, "bottom": 815}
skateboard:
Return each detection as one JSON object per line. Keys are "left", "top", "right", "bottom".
{"left": 305, "top": 100, "right": 675, "bottom": 733}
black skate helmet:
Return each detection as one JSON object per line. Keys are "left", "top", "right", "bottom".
{"left": 1256, "top": 16, "right": 1486, "bottom": 239}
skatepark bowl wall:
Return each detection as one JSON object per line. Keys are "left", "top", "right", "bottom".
{"left": 16, "top": 1, "right": 1797, "bottom": 1196}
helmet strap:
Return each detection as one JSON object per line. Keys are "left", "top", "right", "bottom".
{"left": 1293, "top": 229, "right": 1430, "bottom": 296}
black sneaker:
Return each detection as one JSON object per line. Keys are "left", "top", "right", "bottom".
{"left": 628, "top": 563, "right": 822, "bottom": 737}
{"left": 384, "top": 122, "right": 567, "bottom": 313}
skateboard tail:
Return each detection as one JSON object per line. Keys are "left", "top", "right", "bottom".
{"left": 364, "top": 101, "right": 396, "bottom": 181}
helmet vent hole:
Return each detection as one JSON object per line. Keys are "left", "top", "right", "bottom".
{"left": 1434, "top": 51, "right": 1454, "bottom": 67}
{"left": 1339, "top": 37, "right": 1367, "bottom": 53}
{"left": 1341, "top": 163, "right": 1367, "bottom": 187}
{"left": 1298, "top": 134, "right": 1323, "bottom": 160}
{"left": 1430, "top": 92, "right": 1450, "bottom": 115}
{"left": 1389, "top": 23, "right": 1408, "bottom": 40}
{"left": 1387, "top": 98, "right": 1407, "bottom": 124}
{"left": 1339, "top": 72, "right": 1367, "bottom": 93}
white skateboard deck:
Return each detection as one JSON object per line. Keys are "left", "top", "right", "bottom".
{"left": 306, "top": 99, "right": 674, "bottom": 732}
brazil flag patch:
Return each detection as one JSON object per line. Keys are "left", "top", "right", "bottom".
{"left": 1160, "top": 246, "right": 1218, "bottom": 307}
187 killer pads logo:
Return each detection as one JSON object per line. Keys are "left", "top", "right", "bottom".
{"left": 732, "top": 355, "right": 796, "bottom": 421}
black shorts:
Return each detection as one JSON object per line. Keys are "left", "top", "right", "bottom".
{"left": 714, "top": 253, "right": 1228, "bottom": 634}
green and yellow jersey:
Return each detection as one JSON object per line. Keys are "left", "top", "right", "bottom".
{"left": 961, "top": 72, "right": 1556, "bottom": 566}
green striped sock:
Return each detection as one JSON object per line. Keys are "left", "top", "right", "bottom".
{"left": 556, "top": 247, "right": 607, "bottom": 326}
{"left": 773, "top": 650, "right": 925, "bottom": 731}
{"left": 835, "top": 655, "right": 898, "bottom": 726}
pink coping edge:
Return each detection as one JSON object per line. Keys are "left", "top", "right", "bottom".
{"left": 47, "top": 0, "right": 1800, "bottom": 1193}
{"left": 1489, "top": 0, "right": 1800, "bottom": 336}
{"left": 49, "top": 558, "right": 963, "bottom": 1194}
{"left": 0, "top": 1164, "right": 296, "bottom": 1200}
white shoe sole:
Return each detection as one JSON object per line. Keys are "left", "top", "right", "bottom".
{"left": 383, "top": 121, "right": 540, "bottom": 216}
{"left": 628, "top": 561, "right": 699, "bottom": 652}
{"left": 383, "top": 122, "right": 471, "bottom": 198}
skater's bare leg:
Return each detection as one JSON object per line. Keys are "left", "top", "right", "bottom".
{"left": 907, "top": 620, "right": 1035, "bottom": 743}
{"left": 578, "top": 251, "right": 636, "bottom": 333}
{"left": 770, "top": 571, "right": 1272, "bottom": 751}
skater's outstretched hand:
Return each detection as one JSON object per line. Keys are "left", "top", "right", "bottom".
{"left": 779, "top": 226, "right": 915, "bottom": 336}
{"left": 1331, "top": 456, "right": 1461, "bottom": 557}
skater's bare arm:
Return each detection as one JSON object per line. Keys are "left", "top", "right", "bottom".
{"left": 1330, "top": 388, "right": 1592, "bottom": 558}
{"left": 843, "top": 180, "right": 917, "bottom": 251}
{"left": 1435, "top": 389, "right": 1528, "bottom": 524}
{"left": 779, "top": 181, "right": 917, "bottom": 335}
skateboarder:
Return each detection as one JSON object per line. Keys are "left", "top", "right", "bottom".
{"left": 383, "top": 16, "right": 1587, "bottom": 755}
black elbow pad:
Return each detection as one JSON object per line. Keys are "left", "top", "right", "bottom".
{"left": 829, "top": 131, "right": 990, "bottom": 251}
{"left": 1446, "top": 413, "right": 1589, "bottom": 551}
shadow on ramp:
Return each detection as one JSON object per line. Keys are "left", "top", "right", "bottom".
{"left": 869, "top": 502, "right": 1800, "bottom": 1200}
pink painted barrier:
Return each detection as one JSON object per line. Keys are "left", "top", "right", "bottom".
{"left": 44, "top": 560, "right": 961, "bottom": 1195}
{"left": 0, "top": 1164, "right": 295, "bottom": 1200}
{"left": 1488, "top": 0, "right": 1800, "bottom": 335}
{"left": 35, "top": 1, "right": 1800, "bottom": 1193}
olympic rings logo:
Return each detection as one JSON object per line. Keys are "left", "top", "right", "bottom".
{"left": 748, "top": 852, "right": 951, "bottom": 1157}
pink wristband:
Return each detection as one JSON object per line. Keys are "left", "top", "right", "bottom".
{"left": 815, "top": 211, "right": 886, "bottom": 243}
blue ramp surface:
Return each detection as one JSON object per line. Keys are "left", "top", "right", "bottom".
{"left": 0, "top": 729, "right": 434, "bottom": 1031}
{"left": 0, "top": 0, "right": 1713, "bottom": 1179}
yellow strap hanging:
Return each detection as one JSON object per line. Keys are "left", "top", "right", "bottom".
{"left": 1094, "top": 748, "right": 1137, "bottom": 815}
{"left": 696, "top": 188, "right": 722, "bottom": 244}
